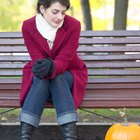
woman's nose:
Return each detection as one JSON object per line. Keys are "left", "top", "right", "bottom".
{"left": 57, "top": 13, "right": 64, "bottom": 20}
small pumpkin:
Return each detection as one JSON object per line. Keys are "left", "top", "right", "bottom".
{"left": 105, "top": 122, "right": 140, "bottom": 140}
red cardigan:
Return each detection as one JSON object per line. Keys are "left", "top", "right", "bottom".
{"left": 20, "top": 15, "right": 88, "bottom": 109}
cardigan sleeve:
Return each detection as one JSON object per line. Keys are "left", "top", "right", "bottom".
{"left": 22, "top": 21, "right": 45, "bottom": 63}
{"left": 50, "top": 21, "right": 81, "bottom": 79}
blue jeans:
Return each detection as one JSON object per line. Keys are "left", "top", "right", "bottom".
{"left": 19, "top": 71, "right": 78, "bottom": 127}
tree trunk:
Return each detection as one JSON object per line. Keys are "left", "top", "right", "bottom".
{"left": 80, "top": 0, "right": 92, "bottom": 30}
{"left": 114, "top": 0, "right": 129, "bottom": 30}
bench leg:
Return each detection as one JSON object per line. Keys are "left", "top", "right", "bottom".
{"left": 59, "top": 122, "right": 77, "bottom": 140}
{"left": 19, "top": 122, "right": 36, "bottom": 140}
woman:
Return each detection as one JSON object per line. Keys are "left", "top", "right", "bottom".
{"left": 19, "top": 0, "right": 87, "bottom": 139}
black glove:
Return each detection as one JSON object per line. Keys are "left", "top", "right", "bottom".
{"left": 32, "top": 58, "right": 54, "bottom": 79}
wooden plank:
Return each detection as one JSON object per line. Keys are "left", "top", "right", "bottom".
{"left": 1, "top": 54, "right": 140, "bottom": 62}
{"left": 1, "top": 31, "right": 140, "bottom": 38}
{"left": 1, "top": 61, "right": 140, "bottom": 69}
{"left": 1, "top": 99, "right": 140, "bottom": 108}
{"left": 0, "top": 32, "right": 22, "bottom": 38}
{"left": 0, "top": 63, "right": 25, "bottom": 68}
{"left": 0, "top": 56, "right": 30, "bottom": 61}
{"left": 1, "top": 77, "right": 140, "bottom": 84}
{"left": 79, "top": 37, "right": 140, "bottom": 45}
{"left": 86, "top": 61, "right": 140, "bottom": 68}
{"left": 1, "top": 45, "right": 140, "bottom": 53}
{"left": 79, "top": 100, "right": 140, "bottom": 108}
{"left": 0, "top": 70, "right": 22, "bottom": 76}
{"left": 80, "top": 30, "right": 140, "bottom": 37}
{"left": 78, "top": 46, "right": 140, "bottom": 52}
{"left": 88, "top": 69, "right": 140, "bottom": 76}
{"left": 0, "top": 39, "right": 24, "bottom": 45}
{"left": 87, "top": 83, "right": 140, "bottom": 89}
{"left": 0, "top": 84, "right": 20, "bottom": 89}
{"left": 0, "top": 54, "right": 140, "bottom": 62}
{"left": 0, "top": 46, "right": 27, "bottom": 53}
{"left": 0, "top": 90, "right": 20, "bottom": 94}
{"left": 80, "top": 54, "right": 140, "bottom": 61}
{"left": 88, "top": 77, "right": 140, "bottom": 83}
{"left": 0, "top": 78, "right": 21, "bottom": 83}
{"left": 1, "top": 69, "right": 140, "bottom": 76}
{"left": 85, "top": 89, "right": 140, "bottom": 95}
{"left": 1, "top": 83, "right": 140, "bottom": 90}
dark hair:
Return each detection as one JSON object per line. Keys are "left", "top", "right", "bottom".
{"left": 37, "top": 0, "right": 70, "bottom": 13}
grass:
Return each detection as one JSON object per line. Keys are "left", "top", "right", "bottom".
{"left": 0, "top": 108, "right": 140, "bottom": 123}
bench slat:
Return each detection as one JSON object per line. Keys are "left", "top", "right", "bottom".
{"left": 86, "top": 61, "right": 140, "bottom": 68}
{"left": 0, "top": 39, "right": 24, "bottom": 45}
{"left": 2, "top": 54, "right": 140, "bottom": 62}
{"left": 0, "top": 46, "right": 27, "bottom": 52}
{"left": 1, "top": 69, "right": 140, "bottom": 76}
{"left": 80, "top": 30, "right": 140, "bottom": 37}
{"left": 1, "top": 45, "right": 140, "bottom": 53}
{"left": 87, "top": 83, "right": 140, "bottom": 89}
{"left": 1, "top": 31, "right": 140, "bottom": 38}
{"left": 0, "top": 32, "right": 22, "bottom": 38}
{"left": 1, "top": 77, "right": 140, "bottom": 84}
{"left": 88, "top": 77, "right": 140, "bottom": 83}
{"left": 79, "top": 37, "right": 140, "bottom": 45}
{"left": 1, "top": 62, "right": 140, "bottom": 69}
{"left": 0, "top": 83, "right": 140, "bottom": 90}
{"left": 88, "top": 69, "right": 140, "bottom": 76}
{"left": 0, "top": 56, "right": 30, "bottom": 61}
{"left": 78, "top": 46, "right": 140, "bottom": 52}
{"left": 80, "top": 54, "right": 140, "bottom": 61}
{"left": 1, "top": 37, "right": 140, "bottom": 45}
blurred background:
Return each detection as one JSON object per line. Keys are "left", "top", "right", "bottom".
{"left": 0, "top": 0, "right": 140, "bottom": 31}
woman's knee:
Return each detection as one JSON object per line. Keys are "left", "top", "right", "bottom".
{"left": 51, "top": 71, "right": 73, "bottom": 88}
{"left": 51, "top": 74, "right": 65, "bottom": 87}
{"left": 31, "top": 76, "right": 50, "bottom": 93}
{"left": 33, "top": 76, "right": 49, "bottom": 85}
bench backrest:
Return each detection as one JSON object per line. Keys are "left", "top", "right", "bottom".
{"left": 1, "top": 31, "right": 140, "bottom": 108}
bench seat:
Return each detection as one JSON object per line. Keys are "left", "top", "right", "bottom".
{"left": 1, "top": 31, "right": 140, "bottom": 108}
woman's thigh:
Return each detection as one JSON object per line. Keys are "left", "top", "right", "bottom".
{"left": 22, "top": 76, "right": 50, "bottom": 115}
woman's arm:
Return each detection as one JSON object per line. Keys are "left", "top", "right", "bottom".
{"left": 22, "top": 22, "right": 45, "bottom": 63}
{"left": 50, "top": 21, "right": 81, "bottom": 78}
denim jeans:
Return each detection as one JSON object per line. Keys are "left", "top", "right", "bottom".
{"left": 19, "top": 71, "right": 78, "bottom": 127}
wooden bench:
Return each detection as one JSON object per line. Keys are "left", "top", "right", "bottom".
{"left": 1, "top": 30, "right": 140, "bottom": 108}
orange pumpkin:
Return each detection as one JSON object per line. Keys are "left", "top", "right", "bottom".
{"left": 105, "top": 123, "right": 140, "bottom": 140}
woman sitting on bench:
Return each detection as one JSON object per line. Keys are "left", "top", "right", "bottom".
{"left": 18, "top": 0, "right": 87, "bottom": 139}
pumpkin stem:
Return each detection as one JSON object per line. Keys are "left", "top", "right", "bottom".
{"left": 123, "top": 117, "right": 128, "bottom": 126}
{"left": 119, "top": 108, "right": 129, "bottom": 126}
{"left": 123, "top": 108, "right": 129, "bottom": 126}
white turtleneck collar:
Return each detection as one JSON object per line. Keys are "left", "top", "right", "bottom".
{"left": 35, "top": 14, "right": 63, "bottom": 42}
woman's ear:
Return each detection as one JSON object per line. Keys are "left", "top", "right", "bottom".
{"left": 40, "top": 5, "right": 45, "bottom": 15}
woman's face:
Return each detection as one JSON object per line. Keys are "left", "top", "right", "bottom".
{"left": 41, "top": 2, "right": 67, "bottom": 28}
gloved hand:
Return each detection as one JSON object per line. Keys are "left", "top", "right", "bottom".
{"left": 32, "top": 58, "right": 54, "bottom": 79}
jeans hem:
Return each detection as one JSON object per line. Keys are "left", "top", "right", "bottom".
{"left": 19, "top": 111, "right": 40, "bottom": 128}
{"left": 57, "top": 112, "right": 78, "bottom": 125}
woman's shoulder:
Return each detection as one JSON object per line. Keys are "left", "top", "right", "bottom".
{"left": 22, "top": 16, "right": 36, "bottom": 28}
{"left": 64, "top": 15, "right": 80, "bottom": 27}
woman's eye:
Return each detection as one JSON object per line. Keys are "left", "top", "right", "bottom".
{"left": 62, "top": 12, "right": 66, "bottom": 15}
{"left": 52, "top": 10, "right": 66, "bottom": 15}
{"left": 52, "top": 11, "right": 58, "bottom": 14}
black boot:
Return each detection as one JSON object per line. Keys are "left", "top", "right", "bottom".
{"left": 19, "top": 122, "right": 36, "bottom": 140}
{"left": 60, "top": 122, "right": 77, "bottom": 140}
